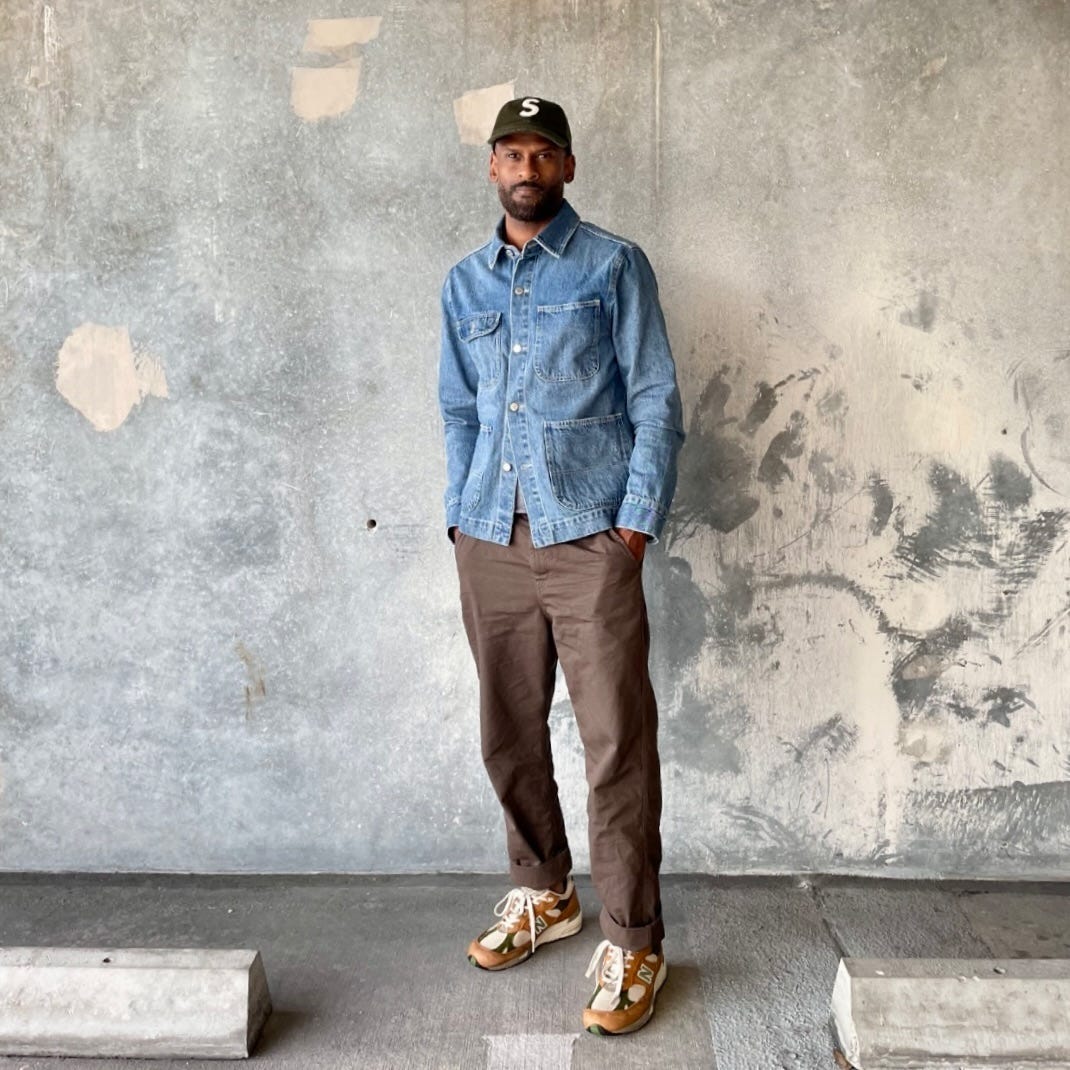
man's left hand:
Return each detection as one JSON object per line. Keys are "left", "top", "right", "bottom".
{"left": 616, "top": 527, "right": 647, "bottom": 564}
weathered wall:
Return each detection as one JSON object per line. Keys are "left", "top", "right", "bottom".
{"left": 1, "top": 0, "right": 1067, "bottom": 876}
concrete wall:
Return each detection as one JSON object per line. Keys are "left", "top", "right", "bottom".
{"left": 1, "top": 0, "right": 1067, "bottom": 877}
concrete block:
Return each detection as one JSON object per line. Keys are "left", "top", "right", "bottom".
{"left": 0, "top": 947, "right": 272, "bottom": 1059}
{"left": 831, "top": 958, "right": 1070, "bottom": 1068}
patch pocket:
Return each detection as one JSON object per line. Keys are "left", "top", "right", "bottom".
{"left": 533, "top": 300, "right": 601, "bottom": 382}
{"left": 455, "top": 310, "right": 503, "bottom": 384}
{"left": 544, "top": 412, "right": 630, "bottom": 511}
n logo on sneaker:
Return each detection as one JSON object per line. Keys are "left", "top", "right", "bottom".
{"left": 637, "top": 963, "right": 655, "bottom": 985}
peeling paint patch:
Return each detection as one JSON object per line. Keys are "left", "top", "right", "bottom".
{"left": 291, "top": 63, "right": 362, "bottom": 122}
{"left": 301, "top": 16, "right": 381, "bottom": 53}
{"left": 54, "top": 323, "right": 167, "bottom": 432}
{"left": 291, "top": 16, "right": 381, "bottom": 122}
{"left": 453, "top": 82, "right": 515, "bottom": 146}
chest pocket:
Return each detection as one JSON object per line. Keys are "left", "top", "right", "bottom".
{"left": 455, "top": 311, "right": 503, "bottom": 385}
{"left": 533, "top": 300, "right": 601, "bottom": 382}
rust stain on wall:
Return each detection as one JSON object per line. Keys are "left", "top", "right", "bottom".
{"left": 235, "top": 642, "right": 267, "bottom": 719}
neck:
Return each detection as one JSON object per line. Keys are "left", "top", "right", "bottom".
{"left": 503, "top": 213, "right": 555, "bottom": 250}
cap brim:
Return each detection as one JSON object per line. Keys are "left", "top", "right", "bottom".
{"left": 488, "top": 122, "right": 570, "bottom": 148}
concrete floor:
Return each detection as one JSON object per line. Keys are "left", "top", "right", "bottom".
{"left": 0, "top": 874, "right": 1067, "bottom": 1069}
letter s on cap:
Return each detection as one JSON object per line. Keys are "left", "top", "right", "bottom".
{"left": 519, "top": 97, "right": 540, "bottom": 117}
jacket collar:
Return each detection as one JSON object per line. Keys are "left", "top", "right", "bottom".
{"left": 486, "top": 199, "right": 581, "bottom": 268}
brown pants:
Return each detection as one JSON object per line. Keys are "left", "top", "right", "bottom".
{"left": 454, "top": 515, "right": 664, "bottom": 950}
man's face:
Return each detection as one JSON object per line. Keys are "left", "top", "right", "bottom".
{"left": 489, "top": 133, "right": 575, "bottom": 223}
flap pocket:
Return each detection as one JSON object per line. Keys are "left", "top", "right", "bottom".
{"left": 455, "top": 310, "right": 503, "bottom": 384}
{"left": 456, "top": 311, "right": 502, "bottom": 342}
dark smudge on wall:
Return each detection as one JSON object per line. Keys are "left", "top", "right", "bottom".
{"left": 757, "top": 411, "right": 806, "bottom": 486}
{"left": 904, "top": 780, "right": 1070, "bottom": 869}
{"left": 894, "top": 463, "right": 984, "bottom": 580}
{"left": 670, "top": 369, "right": 761, "bottom": 537}
{"left": 867, "top": 475, "right": 895, "bottom": 534}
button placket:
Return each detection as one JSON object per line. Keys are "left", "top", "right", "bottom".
{"left": 506, "top": 255, "right": 534, "bottom": 514}
{"left": 508, "top": 255, "right": 532, "bottom": 359}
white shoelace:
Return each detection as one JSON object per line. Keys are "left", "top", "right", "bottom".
{"left": 493, "top": 885, "right": 557, "bottom": 950}
{"left": 585, "top": 939, "right": 634, "bottom": 998}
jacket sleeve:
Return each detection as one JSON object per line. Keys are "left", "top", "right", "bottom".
{"left": 438, "top": 276, "right": 480, "bottom": 537}
{"left": 609, "top": 244, "right": 686, "bottom": 542}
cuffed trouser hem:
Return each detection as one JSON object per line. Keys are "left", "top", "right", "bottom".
{"left": 508, "top": 845, "right": 573, "bottom": 891}
{"left": 599, "top": 906, "right": 665, "bottom": 951}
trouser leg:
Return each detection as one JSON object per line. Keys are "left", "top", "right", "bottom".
{"left": 454, "top": 518, "right": 573, "bottom": 890}
{"left": 536, "top": 529, "right": 664, "bottom": 950}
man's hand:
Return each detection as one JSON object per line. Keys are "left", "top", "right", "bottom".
{"left": 615, "top": 527, "right": 647, "bottom": 564}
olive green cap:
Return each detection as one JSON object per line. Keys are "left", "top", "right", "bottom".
{"left": 487, "top": 97, "right": 572, "bottom": 150}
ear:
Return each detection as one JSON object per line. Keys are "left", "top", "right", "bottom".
{"left": 489, "top": 150, "right": 499, "bottom": 183}
{"left": 564, "top": 153, "right": 576, "bottom": 184}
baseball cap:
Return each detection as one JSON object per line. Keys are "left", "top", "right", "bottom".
{"left": 487, "top": 97, "right": 572, "bottom": 150}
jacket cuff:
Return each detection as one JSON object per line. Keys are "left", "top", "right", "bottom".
{"left": 615, "top": 497, "right": 666, "bottom": 543}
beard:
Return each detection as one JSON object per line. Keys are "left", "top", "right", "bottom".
{"left": 497, "top": 181, "right": 565, "bottom": 223}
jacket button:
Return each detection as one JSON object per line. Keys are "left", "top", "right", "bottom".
{"left": 512, "top": 343, "right": 522, "bottom": 353}
{"left": 509, "top": 402, "right": 520, "bottom": 411}
{"left": 502, "top": 462, "right": 512, "bottom": 472}
{"left": 514, "top": 287, "right": 524, "bottom": 296}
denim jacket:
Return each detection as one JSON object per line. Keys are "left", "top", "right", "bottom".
{"left": 438, "top": 200, "right": 684, "bottom": 548}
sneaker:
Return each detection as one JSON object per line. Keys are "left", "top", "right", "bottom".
{"left": 467, "top": 877, "right": 583, "bottom": 970}
{"left": 582, "top": 939, "right": 667, "bottom": 1035}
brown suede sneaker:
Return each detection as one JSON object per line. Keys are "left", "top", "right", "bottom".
{"left": 582, "top": 939, "right": 667, "bottom": 1035}
{"left": 467, "top": 877, "right": 583, "bottom": 970}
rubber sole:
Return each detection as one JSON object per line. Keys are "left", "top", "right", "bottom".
{"left": 468, "top": 909, "right": 584, "bottom": 971}
{"left": 585, "top": 959, "right": 668, "bottom": 1036}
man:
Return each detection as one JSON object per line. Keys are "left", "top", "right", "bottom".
{"left": 438, "top": 96, "right": 684, "bottom": 1036}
